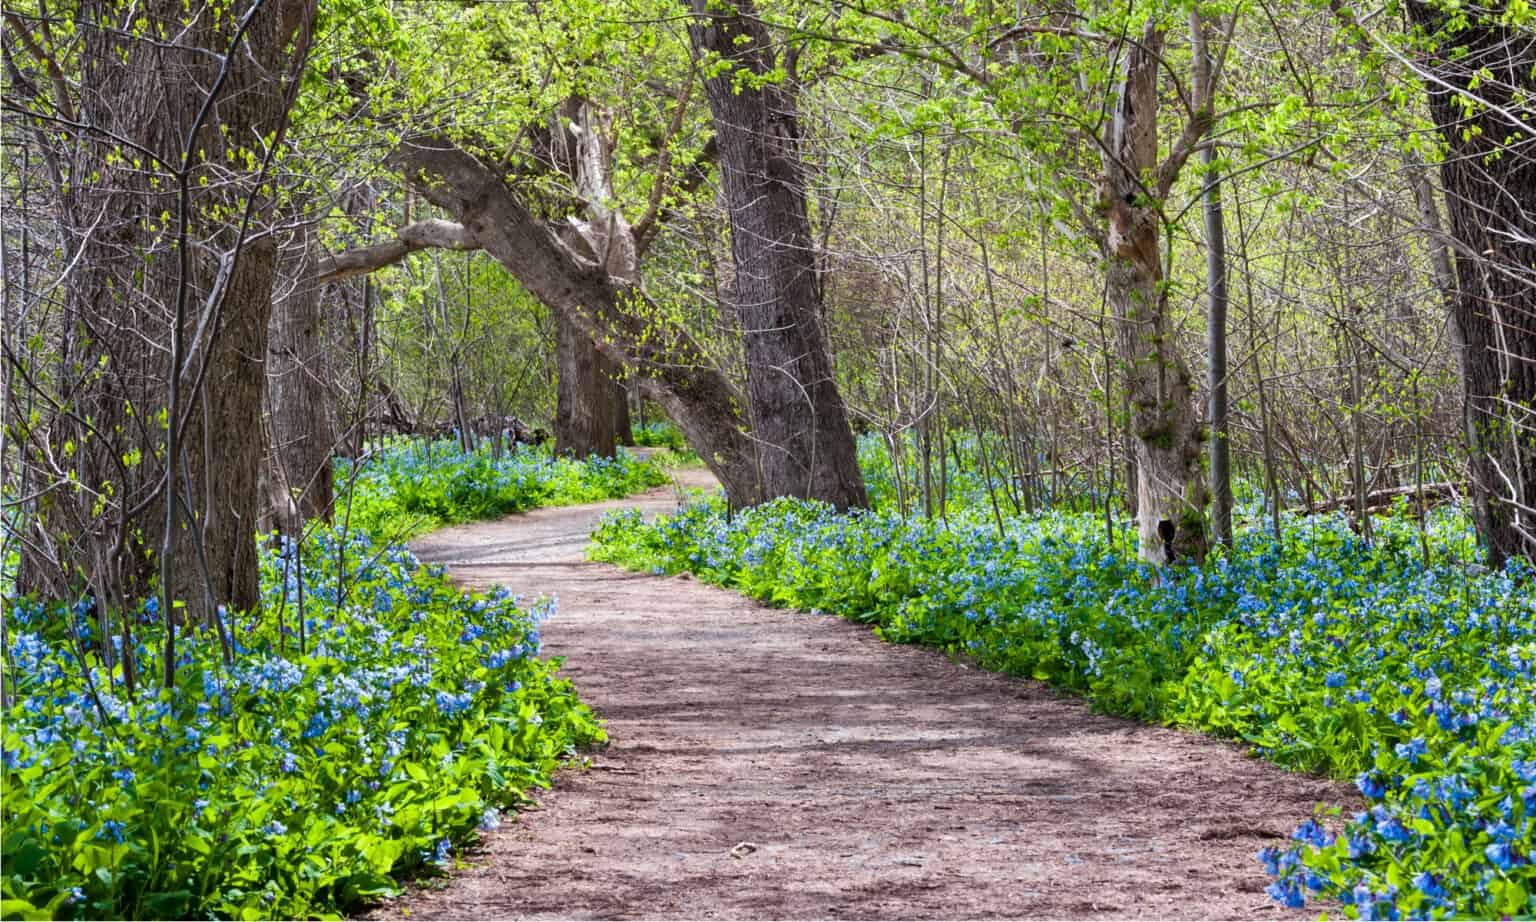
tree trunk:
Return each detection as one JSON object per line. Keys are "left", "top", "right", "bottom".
{"left": 18, "top": 0, "right": 314, "bottom": 619}
{"left": 1407, "top": 3, "right": 1536, "bottom": 567}
{"left": 611, "top": 369, "right": 635, "bottom": 447}
{"left": 1193, "top": 15, "right": 1232, "bottom": 549}
{"left": 268, "top": 221, "right": 335, "bottom": 528}
{"left": 688, "top": 0, "right": 868, "bottom": 511}
{"left": 1100, "top": 21, "right": 1209, "bottom": 564}
{"left": 554, "top": 312, "right": 618, "bottom": 458}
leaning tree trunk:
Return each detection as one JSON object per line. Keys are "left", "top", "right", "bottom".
{"left": 1408, "top": 2, "right": 1536, "bottom": 567}
{"left": 554, "top": 312, "right": 619, "bottom": 458}
{"left": 1100, "top": 21, "right": 1209, "bottom": 564}
{"left": 688, "top": 0, "right": 868, "bottom": 511}
{"left": 268, "top": 219, "right": 335, "bottom": 528}
{"left": 378, "top": 139, "right": 767, "bottom": 505}
{"left": 17, "top": 0, "right": 314, "bottom": 619}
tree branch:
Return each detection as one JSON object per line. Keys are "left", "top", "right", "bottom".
{"left": 3, "top": 11, "right": 76, "bottom": 122}
{"left": 315, "top": 218, "right": 477, "bottom": 283}
{"left": 1156, "top": 108, "right": 1214, "bottom": 200}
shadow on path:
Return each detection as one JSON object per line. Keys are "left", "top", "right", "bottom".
{"left": 373, "top": 467, "right": 1350, "bottom": 920}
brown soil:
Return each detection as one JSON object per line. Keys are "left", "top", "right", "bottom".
{"left": 374, "top": 466, "right": 1352, "bottom": 920}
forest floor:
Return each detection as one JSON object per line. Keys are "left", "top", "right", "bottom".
{"left": 370, "top": 464, "right": 1353, "bottom": 920}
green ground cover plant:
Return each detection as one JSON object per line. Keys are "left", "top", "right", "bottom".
{"left": 591, "top": 499, "right": 1534, "bottom": 919}
{"left": 631, "top": 422, "right": 689, "bottom": 452}
{"left": 0, "top": 442, "right": 673, "bottom": 919}
{"left": 338, "top": 439, "right": 668, "bottom": 539}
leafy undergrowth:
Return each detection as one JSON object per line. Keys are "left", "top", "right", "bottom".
{"left": 591, "top": 499, "right": 1535, "bottom": 919}
{"left": 0, "top": 441, "right": 672, "bottom": 919}
{"left": 339, "top": 439, "right": 668, "bottom": 540}
{"left": 631, "top": 424, "right": 702, "bottom": 467}
{"left": 2, "top": 530, "right": 604, "bottom": 920}
{"left": 631, "top": 422, "right": 688, "bottom": 451}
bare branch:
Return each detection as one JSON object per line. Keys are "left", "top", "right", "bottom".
{"left": 316, "top": 219, "right": 478, "bottom": 283}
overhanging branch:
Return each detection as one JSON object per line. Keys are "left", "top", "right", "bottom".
{"left": 316, "top": 218, "right": 478, "bottom": 283}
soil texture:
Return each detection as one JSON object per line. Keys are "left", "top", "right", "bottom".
{"left": 373, "top": 466, "right": 1350, "bottom": 920}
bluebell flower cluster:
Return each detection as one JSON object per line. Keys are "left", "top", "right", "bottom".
{"left": 3, "top": 512, "right": 605, "bottom": 919}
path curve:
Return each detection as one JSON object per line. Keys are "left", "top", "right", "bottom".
{"left": 378, "top": 468, "right": 1351, "bottom": 920}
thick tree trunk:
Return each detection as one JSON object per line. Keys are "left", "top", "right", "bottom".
{"left": 688, "top": 0, "right": 868, "bottom": 511}
{"left": 18, "top": 0, "right": 313, "bottom": 618}
{"left": 1100, "top": 22, "right": 1209, "bottom": 564}
{"left": 184, "top": 232, "right": 281, "bottom": 616}
{"left": 544, "top": 99, "right": 635, "bottom": 459}
{"left": 268, "top": 222, "right": 335, "bottom": 528}
{"left": 611, "top": 369, "right": 635, "bottom": 447}
{"left": 1105, "top": 256, "right": 1209, "bottom": 564}
{"left": 554, "top": 312, "right": 618, "bottom": 458}
{"left": 1408, "top": 4, "right": 1536, "bottom": 567}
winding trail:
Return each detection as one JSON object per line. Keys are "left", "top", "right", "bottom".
{"left": 378, "top": 467, "right": 1351, "bottom": 920}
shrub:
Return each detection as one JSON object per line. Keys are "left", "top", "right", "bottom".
{"left": 631, "top": 422, "right": 687, "bottom": 451}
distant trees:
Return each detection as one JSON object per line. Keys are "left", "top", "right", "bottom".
{"left": 790, "top": 0, "right": 1229, "bottom": 559}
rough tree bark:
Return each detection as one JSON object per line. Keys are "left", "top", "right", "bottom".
{"left": 267, "top": 219, "right": 335, "bottom": 529}
{"left": 551, "top": 99, "right": 633, "bottom": 459}
{"left": 1098, "top": 18, "right": 1213, "bottom": 564}
{"left": 16, "top": 0, "right": 314, "bottom": 618}
{"left": 1407, "top": 2, "right": 1536, "bottom": 567}
{"left": 687, "top": 0, "right": 868, "bottom": 510}
{"left": 554, "top": 310, "right": 618, "bottom": 458}
{"left": 612, "top": 373, "right": 635, "bottom": 446}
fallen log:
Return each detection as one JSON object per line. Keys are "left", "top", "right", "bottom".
{"left": 1301, "top": 481, "right": 1463, "bottom": 516}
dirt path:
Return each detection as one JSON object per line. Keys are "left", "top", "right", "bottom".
{"left": 379, "top": 468, "right": 1350, "bottom": 920}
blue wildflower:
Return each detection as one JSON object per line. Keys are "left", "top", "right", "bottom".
{"left": 480, "top": 808, "right": 501, "bottom": 832}
{"left": 1356, "top": 771, "right": 1387, "bottom": 799}
{"left": 1485, "top": 842, "right": 1514, "bottom": 870}
{"left": 1266, "top": 879, "right": 1305, "bottom": 909}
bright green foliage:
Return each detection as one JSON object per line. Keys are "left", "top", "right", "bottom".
{"left": 339, "top": 439, "right": 668, "bottom": 540}
{"left": 631, "top": 423, "right": 689, "bottom": 452}
{"left": 629, "top": 424, "right": 703, "bottom": 468}
{"left": 2, "top": 528, "right": 604, "bottom": 920}
{"left": 591, "top": 500, "right": 1534, "bottom": 917}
